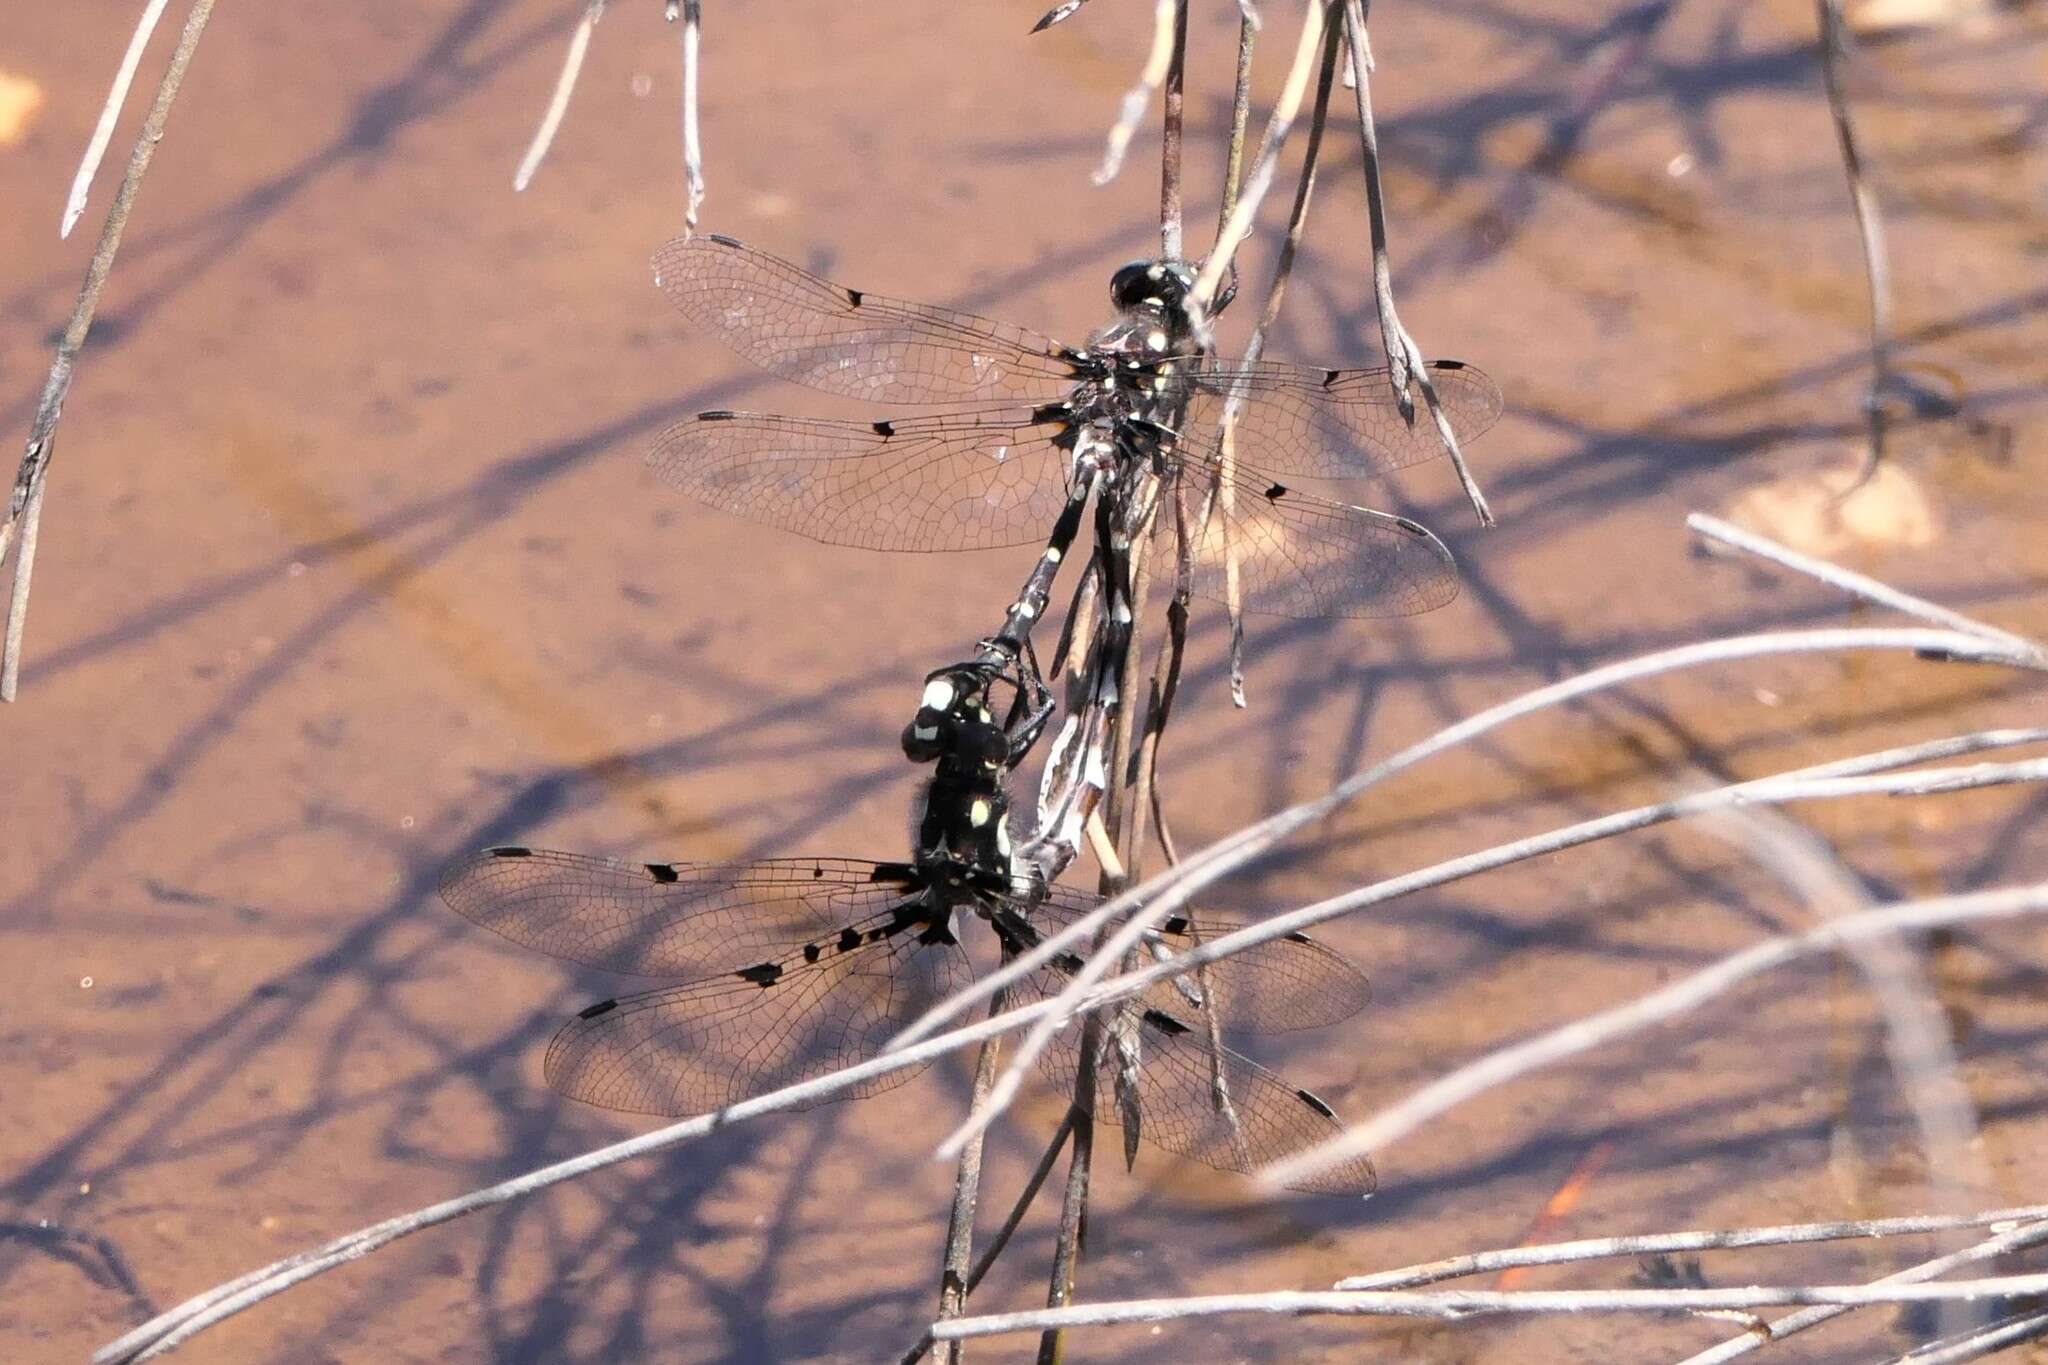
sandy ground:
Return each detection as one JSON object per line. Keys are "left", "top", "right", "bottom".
{"left": 3, "top": 1, "right": 2047, "bottom": 1361}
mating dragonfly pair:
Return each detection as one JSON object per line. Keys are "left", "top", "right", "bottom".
{"left": 441, "top": 235, "right": 1501, "bottom": 1194}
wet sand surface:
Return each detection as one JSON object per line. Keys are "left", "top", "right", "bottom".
{"left": 4, "top": 2, "right": 2047, "bottom": 1361}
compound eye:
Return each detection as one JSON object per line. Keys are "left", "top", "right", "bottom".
{"left": 1108, "top": 261, "right": 1155, "bottom": 312}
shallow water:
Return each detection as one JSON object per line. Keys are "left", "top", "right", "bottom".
{"left": 3, "top": 2, "right": 2046, "bottom": 1361}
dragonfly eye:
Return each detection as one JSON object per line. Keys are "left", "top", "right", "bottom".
{"left": 1110, "top": 260, "right": 1196, "bottom": 314}
{"left": 1108, "top": 261, "right": 1157, "bottom": 312}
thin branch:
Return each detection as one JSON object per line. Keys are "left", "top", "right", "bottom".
{"left": 897, "top": 512, "right": 2048, "bottom": 1057}
{"left": 513, "top": 0, "right": 606, "bottom": 192}
{"left": 2, "top": 0, "right": 221, "bottom": 703}
{"left": 1261, "top": 880, "right": 2048, "bottom": 1189}
{"left": 902, "top": 1114, "right": 1078, "bottom": 1365}
{"left": 947, "top": 740, "right": 2048, "bottom": 1172}
{"left": 88, "top": 761, "right": 2048, "bottom": 1360}
{"left": 930, "top": 987, "right": 1015, "bottom": 1365}
{"left": 1679, "top": 1211, "right": 2048, "bottom": 1362}
{"left": 1215, "top": 10, "right": 1258, "bottom": 241}
{"left": 1881, "top": 1309, "right": 2048, "bottom": 1365}
{"left": 2, "top": 485, "right": 45, "bottom": 701}
{"left": 1688, "top": 513, "right": 2037, "bottom": 657}
{"left": 1815, "top": 0, "right": 1895, "bottom": 489}
{"left": 907, "top": 624, "right": 2048, "bottom": 1165}
{"left": 674, "top": 0, "right": 705, "bottom": 228}
{"left": 1340, "top": 0, "right": 1493, "bottom": 524}
{"left": 1094, "top": 0, "right": 1180, "bottom": 187}
{"left": 929, "top": 1268, "right": 2048, "bottom": 1341}
{"left": 1190, "top": 0, "right": 1332, "bottom": 317}
{"left": 1336, "top": 1205, "right": 2048, "bottom": 1291}
{"left": 1158, "top": 0, "right": 1188, "bottom": 259}
{"left": 1703, "top": 807, "right": 1989, "bottom": 1262}
{"left": 61, "top": 0, "right": 173, "bottom": 239}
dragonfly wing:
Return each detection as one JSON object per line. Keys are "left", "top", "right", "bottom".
{"left": 439, "top": 849, "right": 921, "bottom": 978}
{"left": 653, "top": 234, "right": 1078, "bottom": 405}
{"left": 1185, "top": 359, "right": 1502, "bottom": 478}
{"left": 649, "top": 407, "right": 1075, "bottom": 552}
{"left": 1024, "top": 970, "right": 1376, "bottom": 1195}
{"left": 1031, "top": 886, "right": 1370, "bottom": 1033}
{"left": 1151, "top": 439, "right": 1459, "bottom": 619}
{"left": 545, "top": 903, "right": 972, "bottom": 1116}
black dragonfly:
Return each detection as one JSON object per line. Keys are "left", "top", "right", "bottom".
{"left": 441, "top": 675, "right": 1377, "bottom": 1195}
{"left": 647, "top": 234, "right": 1501, "bottom": 622}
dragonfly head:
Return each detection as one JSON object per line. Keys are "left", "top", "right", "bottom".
{"left": 1109, "top": 259, "right": 1196, "bottom": 316}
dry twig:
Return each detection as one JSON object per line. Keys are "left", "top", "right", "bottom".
{"left": 3, "top": 0, "right": 221, "bottom": 703}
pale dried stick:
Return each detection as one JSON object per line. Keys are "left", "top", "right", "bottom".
{"left": 3, "top": 0, "right": 221, "bottom": 703}
{"left": 91, "top": 765, "right": 2048, "bottom": 1362}
{"left": 1261, "top": 880, "right": 2048, "bottom": 1189}
{"left": 898, "top": 511, "right": 2047, "bottom": 1054}
{"left": 1881, "top": 1309, "right": 2048, "bottom": 1364}
{"left": 1189, "top": 0, "right": 1332, "bottom": 318}
{"left": 673, "top": 0, "right": 705, "bottom": 228}
{"left": 1679, "top": 1212, "right": 2048, "bottom": 1362}
{"left": 1095, "top": 0, "right": 1180, "bottom": 187}
{"left": 2, "top": 486, "right": 45, "bottom": 700}
{"left": 1689, "top": 512, "right": 2038, "bottom": 658}
{"left": 61, "top": 0, "right": 173, "bottom": 239}
{"left": 1703, "top": 805, "right": 1989, "bottom": 1297}
{"left": 930, "top": 986, "right": 1015, "bottom": 1365}
{"left": 1158, "top": 0, "right": 1187, "bottom": 259}
{"left": 513, "top": 0, "right": 606, "bottom": 192}
{"left": 928, "top": 1269, "right": 2048, "bottom": 1341}
{"left": 912, "top": 625, "right": 2046, "bottom": 1163}
{"left": 1337, "top": 1205, "right": 2048, "bottom": 1291}
{"left": 1816, "top": 0, "right": 1895, "bottom": 489}
{"left": 1341, "top": 0, "right": 1492, "bottom": 524}
{"left": 902, "top": 1114, "right": 1079, "bottom": 1365}
{"left": 969, "top": 742, "right": 2048, "bottom": 1178}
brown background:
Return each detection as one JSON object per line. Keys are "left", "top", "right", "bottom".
{"left": 4, "top": 1, "right": 2046, "bottom": 1360}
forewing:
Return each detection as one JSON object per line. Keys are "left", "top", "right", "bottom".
{"left": 649, "top": 408, "right": 1074, "bottom": 552}
{"left": 545, "top": 906, "right": 971, "bottom": 1116}
{"left": 1032, "top": 886, "right": 1370, "bottom": 1033}
{"left": 439, "top": 848, "right": 914, "bottom": 978}
{"left": 1185, "top": 359, "right": 1502, "bottom": 478}
{"left": 652, "top": 234, "right": 1078, "bottom": 404}
{"left": 1152, "top": 438, "right": 1459, "bottom": 619}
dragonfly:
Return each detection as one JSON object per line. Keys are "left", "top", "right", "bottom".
{"left": 440, "top": 847, "right": 1376, "bottom": 1195}
{"left": 648, "top": 234, "right": 1501, "bottom": 625}
{"left": 441, "top": 676, "right": 1377, "bottom": 1195}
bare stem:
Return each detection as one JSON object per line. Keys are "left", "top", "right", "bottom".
{"left": 932, "top": 1266, "right": 2048, "bottom": 1341}
{"left": 3, "top": 0, "right": 221, "bottom": 703}
{"left": 1337, "top": 1204, "right": 2048, "bottom": 1291}
{"left": 931, "top": 987, "right": 1015, "bottom": 1365}
{"left": 677, "top": 0, "right": 705, "bottom": 227}
{"left": 513, "top": 0, "right": 606, "bottom": 192}
{"left": 62, "top": 0, "right": 174, "bottom": 238}
{"left": 1815, "top": 0, "right": 1894, "bottom": 488}
{"left": 1159, "top": 0, "right": 1187, "bottom": 259}
{"left": 1340, "top": 0, "right": 1492, "bottom": 524}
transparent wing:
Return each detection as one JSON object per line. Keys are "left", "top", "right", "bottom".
{"left": 649, "top": 407, "right": 1076, "bottom": 552}
{"left": 1031, "top": 886, "right": 1370, "bottom": 1033}
{"left": 543, "top": 906, "right": 970, "bottom": 1116}
{"left": 1024, "top": 969, "right": 1376, "bottom": 1196}
{"left": 1185, "top": 359, "right": 1503, "bottom": 478}
{"left": 440, "top": 848, "right": 970, "bottom": 1115}
{"left": 653, "top": 234, "right": 1079, "bottom": 404}
{"left": 1152, "top": 436, "right": 1460, "bottom": 619}
{"left": 438, "top": 848, "right": 920, "bottom": 979}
